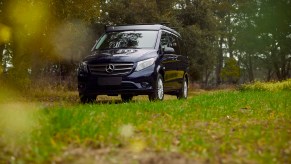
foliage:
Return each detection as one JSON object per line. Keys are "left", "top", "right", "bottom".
{"left": 0, "top": 91, "right": 290, "bottom": 163}
{"left": 0, "top": 0, "right": 100, "bottom": 87}
{"left": 221, "top": 57, "right": 240, "bottom": 84}
{"left": 240, "top": 79, "right": 291, "bottom": 91}
{"left": 0, "top": 0, "right": 290, "bottom": 88}
{"left": 100, "top": 0, "right": 160, "bottom": 24}
{"left": 234, "top": 0, "right": 291, "bottom": 81}
{"left": 176, "top": 0, "right": 218, "bottom": 82}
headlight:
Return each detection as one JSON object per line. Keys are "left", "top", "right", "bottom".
{"left": 79, "top": 62, "right": 88, "bottom": 73}
{"left": 135, "top": 58, "right": 156, "bottom": 71}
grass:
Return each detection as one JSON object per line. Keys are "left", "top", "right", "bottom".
{"left": 240, "top": 79, "right": 291, "bottom": 91}
{"left": 0, "top": 87, "right": 291, "bottom": 163}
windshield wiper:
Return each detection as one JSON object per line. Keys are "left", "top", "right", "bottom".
{"left": 117, "top": 47, "right": 142, "bottom": 49}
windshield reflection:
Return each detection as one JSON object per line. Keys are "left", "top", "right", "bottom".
{"left": 95, "top": 31, "right": 158, "bottom": 50}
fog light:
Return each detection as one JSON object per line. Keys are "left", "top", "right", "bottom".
{"left": 141, "top": 82, "right": 150, "bottom": 88}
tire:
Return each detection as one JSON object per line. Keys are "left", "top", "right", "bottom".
{"left": 149, "top": 74, "right": 164, "bottom": 101}
{"left": 80, "top": 94, "right": 96, "bottom": 104}
{"left": 121, "top": 94, "right": 133, "bottom": 102}
{"left": 177, "top": 77, "right": 188, "bottom": 99}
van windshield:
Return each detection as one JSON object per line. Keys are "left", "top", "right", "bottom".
{"left": 95, "top": 31, "right": 158, "bottom": 50}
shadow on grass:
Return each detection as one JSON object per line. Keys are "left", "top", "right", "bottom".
{"left": 27, "top": 90, "right": 202, "bottom": 105}
{"left": 94, "top": 99, "right": 124, "bottom": 104}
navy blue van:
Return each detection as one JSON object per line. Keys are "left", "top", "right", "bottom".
{"left": 78, "top": 24, "right": 189, "bottom": 103}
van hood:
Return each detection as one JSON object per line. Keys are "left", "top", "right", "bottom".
{"left": 83, "top": 49, "right": 158, "bottom": 64}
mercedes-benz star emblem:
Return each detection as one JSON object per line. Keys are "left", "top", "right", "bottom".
{"left": 105, "top": 64, "right": 115, "bottom": 73}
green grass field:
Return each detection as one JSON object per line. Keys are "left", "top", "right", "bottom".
{"left": 0, "top": 87, "right": 291, "bottom": 163}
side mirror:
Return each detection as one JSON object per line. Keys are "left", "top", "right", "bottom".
{"left": 164, "top": 47, "right": 175, "bottom": 54}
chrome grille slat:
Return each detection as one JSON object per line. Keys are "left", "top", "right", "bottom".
{"left": 88, "top": 63, "right": 134, "bottom": 76}
{"left": 89, "top": 68, "right": 105, "bottom": 71}
{"left": 114, "top": 68, "right": 132, "bottom": 71}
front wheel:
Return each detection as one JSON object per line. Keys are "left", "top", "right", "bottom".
{"left": 177, "top": 77, "right": 188, "bottom": 99}
{"left": 149, "top": 74, "right": 164, "bottom": 101}
{"left": 79, "top": 94, "right": 96, "bottom": 104}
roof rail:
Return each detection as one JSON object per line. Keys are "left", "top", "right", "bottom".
{"left": 104, "top": 23, "right": 173, "bottom": 32}
{"left": 103, "top": 23, "right": 180, "bottom": 36}
{"left": 105, "top": 22, "right": 172, "bottom": 28}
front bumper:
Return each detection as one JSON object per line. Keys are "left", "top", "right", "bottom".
{"left": 78, "top": 66, "right": 156, "bottom": 96}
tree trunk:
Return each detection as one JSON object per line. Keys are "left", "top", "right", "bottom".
{"left": 204, "top": 68, "right": 211, "bottom": 87}
{"left": 287, "top": 57, "right": 291, "bottom": 79}
{"left": 270, "top": 44, "right": 283, "bottom": 81}
{"left": 155, "top": 0, "right": 162, "bottom": 15}
{"left": 267, "top": 69, "right": 273, "bottom": 81}
{"left": 0, "top": 44, "right": 4, "bottom": 73}
{"left": 280, "top": 52, "right": 289, "bottom": 80}
{"left": 216, "top": 36, "right": 223, "bottom": 85}
{"left": 227, "top": 13, "right": 233, "bottom": 58}
{"left": 247, "top": 54, "right": 254, "bottom": 82}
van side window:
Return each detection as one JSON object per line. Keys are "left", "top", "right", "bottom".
{"left": 169, "top": 34, "right": 181, "bottom": 55}
{"left": 161, "top": 32, "right": 169, "bottom": 49}
{"left": 161, "top": 31, "right": 181, "bottom": 54}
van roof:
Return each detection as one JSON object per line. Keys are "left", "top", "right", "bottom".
{"left": 105, "top": 24, "right": 180, "bottom": 37}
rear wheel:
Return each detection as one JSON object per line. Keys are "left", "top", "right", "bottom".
{"left": 80, "top": 94, "right": 96, "bottom": 104}
{"left": 121, "top": 94, "right": 133, "bottom": 102}
{"left": 177, "top": 77, "right": 188, "bottom": 99}
{"left": 149, "top": 74, "right": 164, "bottom": 101}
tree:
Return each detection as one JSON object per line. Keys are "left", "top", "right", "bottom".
{"left": 212, "top": 0, "right": 236, "bottom": 85}
{"left": 0, "top": 0, "right": 11, "bottom": 75}
{"left": 256, "top": 0, "right": 291, "bottom": 80}
{"left": 234, "top": 0, "right": 291, "bottom": 81}
{"left": 176, "top": 0, "right": 218, "bottom": 85}
{"left": 2, "top": 0, "right": 288, "bottom": 88}
{"left": 221, "top": 57, "right": 240, "bottom": 83}
{"left": 233, "top": 0, "right": 268, "bottom": 82}
{"left": 100, "top": 0, "right": 160, "bottom": 25}
{"left": 1, "top": 0, "right": 101, "bottom": 87}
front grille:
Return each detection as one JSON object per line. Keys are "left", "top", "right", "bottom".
{"left": 87, "top": 81, "right": 138, "bottom": 90}
{"left": 88, "top": 63, "right": 134, "bottom": 76}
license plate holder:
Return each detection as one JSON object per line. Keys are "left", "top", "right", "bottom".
{"left": 97, "top": 77, "right": 122, "bottom": 86}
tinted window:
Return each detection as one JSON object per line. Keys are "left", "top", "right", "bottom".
{"left": 160, "top": 31, "right": 182, "bottom": 54}
{"left": 161, "top": 32, "right": 169, "bottom": 49}
{"left": 95, "top": 31, "right": 158, "bottom": 50}
{"left": 169, "top": 34, "right": 181, "bottom": 55}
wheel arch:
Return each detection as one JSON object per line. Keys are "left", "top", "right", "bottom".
{"left": 156, "top": 65, "right": 165, "bottom": 79}
{"left": 184, "top": 73, "right": 189, "bottom": 84}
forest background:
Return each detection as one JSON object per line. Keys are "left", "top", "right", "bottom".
{"left": 0, "top": 0, "right": 290, "bottom": 89}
